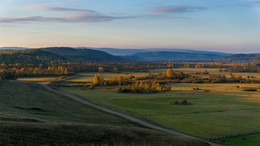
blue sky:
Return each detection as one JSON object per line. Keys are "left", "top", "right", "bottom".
{"left": 0, "top": 0, "right": 260, "bottom": 53}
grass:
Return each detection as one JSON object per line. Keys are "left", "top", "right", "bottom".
{"left": 0, "top": 80, "right": 207, "bottom": 145}
{"left": 1, "top": 122, "right": 209, "bottom": 146}
{"left": 57, "top": 84, "right": 260, "bottom": 138}
{"left": 171, "top": 83, "right": 260, "bottom": 99}
{"left": 0, "top": 80, "right": 131, "bottom": 124}
{"left": 65, "top": 68, "right": 260, "bottom": 84}
{"left": 9, "top": 69, "right": 260, "bottom": 145}
{"left": 66, "top": 72, "right": 151, "bottom": 83}
{"left": 17, "top": 76, "right": 59, "bottom": 82}
{"left": 151, "top": 68, "right": 260, "bottom": 79}
{"left": 214, "top": 133, "right": 260, "bottom": 146}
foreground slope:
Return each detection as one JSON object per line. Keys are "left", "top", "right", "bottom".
{"left": 0, "top": 81, "right": 208, "bottom": 145}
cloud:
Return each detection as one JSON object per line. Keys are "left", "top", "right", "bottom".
{"left": 1, "top": 5, "right": 133, "bottom": 24}
{"left": 0, "top": 16, "right": 47, "bottom": 23}
{"left": 150, "top": 5, "right": 207, "bottom": 13}
{"left": 240, "top": 0, "right": 260, "bottom": 7}
{"left": 0, "top": 13, "right": 130, "bottom": 24}
{"left": 25, "top": 5, "right": 95, "bottom": 13}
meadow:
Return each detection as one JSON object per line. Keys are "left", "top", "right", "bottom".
{"left": 57, "top": 86, "right": 260, "bottom": 138}
{"left": 17, "top": 76, "right": 60, "bottom": 82}
{"left": 0, "top": 80, "right": 206, "bottom": 145}
{"left": 9, "top": 68, "right": 260, "bottom": 145}
{"left": 214, "top": 133, "right": 260, "bottom": 146}
{"left": 55, "top": 68, "right": 260, "bottom": 145}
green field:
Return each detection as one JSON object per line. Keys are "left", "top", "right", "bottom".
{"left": 57, "top": 86, "right": 260, "bottom": 138}
{"left": 214, "top": 133, "right": 260, "bottom": 146}
{"left": 66, "top": 72, "right": 150, "bottom": 83}
{"left": 5, "top": 68, "right": 260, "bottom": 145}
{"left": 0, "top": 80, "right": 207, "bottom": 145}
{"left": 17, "top": 76, "right": 59, "bottom": 82}
{"left": 55, "top": 68, "right": 260, "bottom": 144}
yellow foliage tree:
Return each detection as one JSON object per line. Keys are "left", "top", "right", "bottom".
{"left": 117, "top": 75, "right": 124, "bottom": 85}
{"left": 166, "top": 69, "right": 174, "bottom": 78}
{"left": 111, "top": 76, "right": 117, "bottom": 82}
{"left": 93, "top": 75, "right": 100, "bottom": 85}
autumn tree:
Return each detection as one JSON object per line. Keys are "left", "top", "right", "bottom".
{"left": 93, "top": 75, "right": 101, "bottom": 85}
{"left": 166, "top": 69, "right": 174, "bottom": 78}
{"left": 98, "top": 67, "right": 104, "bottom": 73}
{"left": 117, "top": 75, "right": 124, "bottom": 85}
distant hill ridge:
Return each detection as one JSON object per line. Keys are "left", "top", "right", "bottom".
{"left": 1, "top": 47, "right": 259, "bottom": 63}
{"left": 77, "top": 47, "right": 231, "bottom": 56}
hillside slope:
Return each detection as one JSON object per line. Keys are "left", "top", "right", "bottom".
{"left": 0, "top": 47, "right": 127, "bottom": 66}
{"left": 41, "top": 47, "right": 125, "bottom": 62}
{"left": 0, "top": 49, "right": 67, "bottom": 66}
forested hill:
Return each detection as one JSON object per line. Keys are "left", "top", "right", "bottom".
{"left": 0, "top": 47, "right": 126, "bottom": 66}
{"left": 218, "top": 53, "right": 260, "bottom": 62}
{"left": 0, "top": 49, "right": 67, "bottom": 66}
{"left": 40, "top": 47, "right": 125, "bottom": 62}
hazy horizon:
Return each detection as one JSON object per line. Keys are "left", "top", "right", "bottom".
{"left": 1, "top": 0, "right": 260, "bottom": 53}
{"left": 1, "top": 46, "right": 260, "bottom": 54}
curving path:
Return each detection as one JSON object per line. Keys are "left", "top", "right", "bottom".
{"left": 41, "top": 82, "right": 222, "bottom": 146}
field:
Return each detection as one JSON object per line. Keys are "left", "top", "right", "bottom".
{"left": 56, "top": 68, "right": 260, "bottom": 145}
{"left": 0, "top": 80, "right": 206, "bottom": 145}
{"left": 214, "top": 133, "right": 260, "bottom": 146}
{"left": 57, "top": 87, "right": 260, "bottom": 138}
{"left": 4, "top": 68, "right": 260, "bottom": 145}
{"left": 66, "top": 72, "right": 150, "bottom": 83}
{"left": 17, "top": 76, "right": 60, "bottom": 82}
{"left": 151, "top": 68, "right": 260, "bottom": 79}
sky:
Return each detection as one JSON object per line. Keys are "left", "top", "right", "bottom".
{"left": 0, "top": 0, "right": 260, "bottom": 53}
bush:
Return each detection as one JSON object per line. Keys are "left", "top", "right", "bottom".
{"left": 170, "top": 100, "right": 192, "bottom": 105}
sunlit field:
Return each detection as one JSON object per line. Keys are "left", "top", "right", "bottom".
{"left": 151, "top": 68, "right": 260, "bottom": 79}
{"left": 66, "top": 72, "right": 150, "bottom": 83}
{"left": 17, "top": 77, "right": 59, "bottom": 82}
